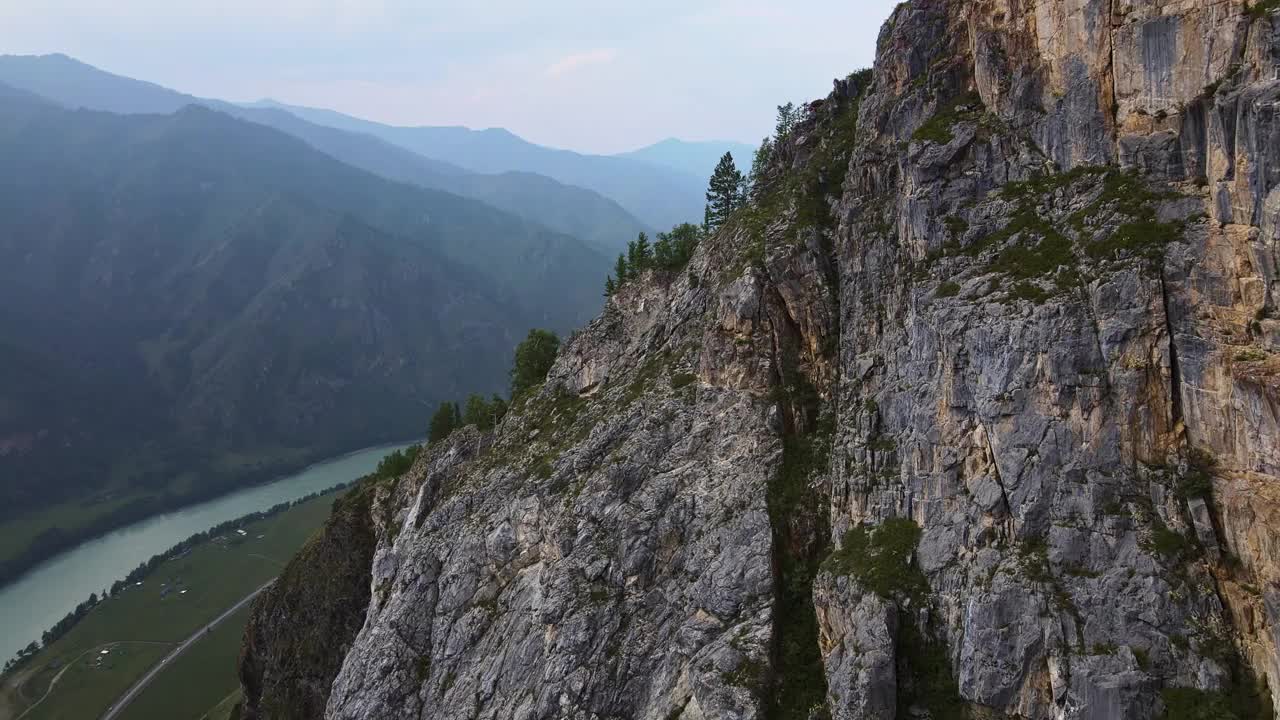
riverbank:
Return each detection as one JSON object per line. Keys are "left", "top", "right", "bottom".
{"left": 0, "top": 488, "right": 348, "bottom": 720}
{"left": 0, "top": 437, "right": 419, "bottom": 591}
{"left": 0, "top": 442, "right": 414, "bottom": 667}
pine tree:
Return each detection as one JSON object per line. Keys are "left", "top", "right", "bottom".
{"left": 614, "top": 253, "right": 630, "bottom": 284}
{"left": 653, "top": 233, "right": 674, "bottom": 269}
{"left": 636, "top": 233, "right": 652, "bottom": 270}
{"left": 627, "top": 233, "right": 652, "bottom": 274}
{"left": 704, "top": 152, "right": 745, "bottom": 233}
{"left": 625, "top": 240, "right": 639, "bottom": 276}
{"left": 775, "top": 102, "right": 798, "bottom": 139}
{"left": 428, "top": 401, "right": 460, "bottom": 444}
{"left": 750, "top": 136, "right": 773, "bottom": 191}
{"left": 604, "top": 275, "right": 617, "bottom": 296}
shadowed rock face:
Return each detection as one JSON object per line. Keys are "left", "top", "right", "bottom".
{"left": 239, "top": 487, "right": 378, "bottom": 720}
{"left": 241, "top": 1, "right": 1280, "bottom": 718}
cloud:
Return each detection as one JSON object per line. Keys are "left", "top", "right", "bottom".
{"left": 545, "top": 48, "right": 618, "bottom": 78}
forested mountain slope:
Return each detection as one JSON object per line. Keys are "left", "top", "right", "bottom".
{"left": 0, "top": 53, "right": 652, "bottom": 252}
{"left": 0, "top": 95, "right": 606, "bottom": 586}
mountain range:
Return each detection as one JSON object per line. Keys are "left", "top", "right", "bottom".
{"left": 613, "top": 136, "right": 757, "bottom": 180}
{"left": 246, "top": 99, "right": 717, "bottom": 230}
{"left": 0, "top": 52, "right": 761, "bottom": 583}
{"left": 0, "top": 53, "right": 753, "bottom": 240}
{"left": 0, "top": 83, "right": 608, "bottom": 585}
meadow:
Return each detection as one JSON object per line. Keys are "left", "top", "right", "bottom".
{"left": 115, "top": 606, "right": 252, "bottom": 720}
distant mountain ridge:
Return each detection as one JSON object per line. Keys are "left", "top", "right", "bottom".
{"left": 251, "top": 98, "right": 708, "bottom": 230}
{"left": 613, "top": 137, "right": 757, "bottom": 181}
{"left": 0, "top": 90, "right": 609, "bottom": 587}
{"left": 0, "top": 54, "right": 652, "bottom": 252}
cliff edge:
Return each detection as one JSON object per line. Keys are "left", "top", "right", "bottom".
{"left": 240, "top": 1, "right": 1280, "bottom": 717}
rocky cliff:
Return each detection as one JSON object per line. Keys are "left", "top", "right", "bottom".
{"left": 239, "top": 1, "right": 1280, "bottom": 718}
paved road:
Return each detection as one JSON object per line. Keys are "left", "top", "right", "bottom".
{"left": 14, "top": 642, "right": 173, "bottom": 720}
{"left": 99, "top": 580, "right": 274, "bottom": 720}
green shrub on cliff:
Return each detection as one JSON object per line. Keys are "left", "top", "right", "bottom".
{"left": 823, "top": 518, "right": 926, "bottom": 600}
{"left": 511, "top": 329, "right": 561, "bottom": 397}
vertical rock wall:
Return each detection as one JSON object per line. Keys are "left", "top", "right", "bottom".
{"left": 240, "top": 2, "right": 1280, "bottom": 719}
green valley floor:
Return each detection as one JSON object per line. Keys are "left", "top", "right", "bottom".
{"left": 0, "top": 489, "right": 343, "bottom": 720}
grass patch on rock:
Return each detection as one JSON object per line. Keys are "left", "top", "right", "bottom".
{"left": 935, "top": 281, "right": 961, "bottom": 298}
{"left": 926, "top": 167, "right": 1188, "bottom": 304}
{"left": 912, "top": 92, "right": 985, "bottom": 145}
{"left": 822, "top": 518, "right": 926, "bottom": 601}
{"left": 1160, "top": 682, "right": 1273, "bottom": 720}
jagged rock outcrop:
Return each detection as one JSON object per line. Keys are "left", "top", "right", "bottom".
{"left": 240, "top": 1, "right": 1280, "bottom": 718}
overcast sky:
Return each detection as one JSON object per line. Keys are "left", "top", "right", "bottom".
{"left": 0, "top": 0, "right": 900, "bottom": 154}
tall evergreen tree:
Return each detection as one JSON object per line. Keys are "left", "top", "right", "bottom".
{"left": 428, "top": 401, "right": 460, "bottom": 444}
{"left": 775, "top": 102, "right": 798, "bottom": 139}
{"left": 638, "top": 232, "right": 653, "bottom": 267}
{"left": 704, "top": 152, "right": 745, "bottom": 233}
{"left": 614, "top": 253, "right": 630, "bottom": 284}
{"left": 628, "top": 232, "right": 652, "bottom": 273}
{"left": 750, "top": 136, "right": 773, "bottom": 191}
{"left": 625, "top": 240, "right": 638, "bottom": 275}
{"left": 653, "top": 233, "right": 673, "bottom": 269}
{"left": 604, "top": 275, "right": 617, "bottom": 296}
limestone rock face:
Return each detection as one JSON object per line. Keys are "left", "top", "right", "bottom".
{"left": 241, "top": 1, "right": 1280, "bottom": 719}
{"left": 319, "top": 246, "right": 799, "bottom": 720}
{"left": 814, "top": 575, "right": 899, "bottom": 720}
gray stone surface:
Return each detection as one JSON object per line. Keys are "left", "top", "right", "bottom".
{"left": 814, "top": 575, "right": 898, "bottom": 720}
{"left": 242, "top": 2, "right": 1280, "bottom": 718}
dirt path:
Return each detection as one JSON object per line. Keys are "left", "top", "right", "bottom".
{"left": 13, "top": 641, "right": 173, "bottom": 720}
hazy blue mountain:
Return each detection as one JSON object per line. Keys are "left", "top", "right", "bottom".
{"left": 0, "top": 79, "right": 51, "bottom": 105}
{"left": 614, "top": 138, "right": 757, "bottom": 181}
{"left": 0, "top": 53, "right": 182, "bottom": 114}
{"left": 0, "top": 94, "right": 609, "bottom": 583}
{"left": 0, "top": 54, "right": 650, "bottom": 252}
{"left": 254, "top": 99, "right": 707, "bottom": 230}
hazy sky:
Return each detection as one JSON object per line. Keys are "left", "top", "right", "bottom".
{"left": 0, "top": 1, "right": 900, "bottom": 154}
